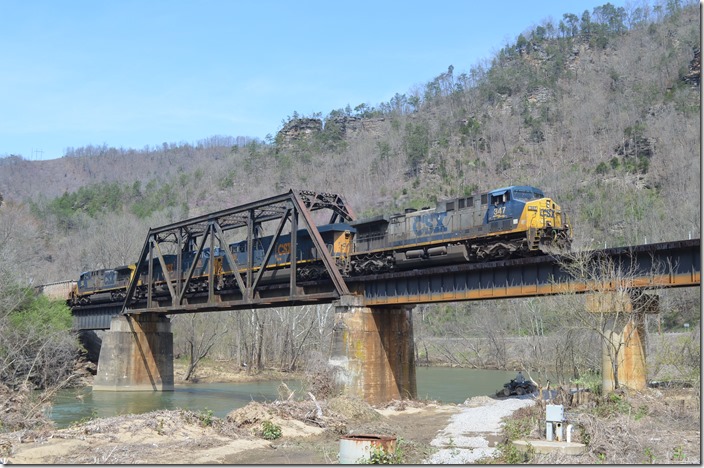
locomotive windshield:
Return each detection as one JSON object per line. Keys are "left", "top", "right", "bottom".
{"left": 512, "top": 188, "right": 544, "bottom": 201}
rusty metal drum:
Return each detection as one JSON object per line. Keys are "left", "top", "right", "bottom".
{"left": 339, "top": 434, "right": 397, "bottom": 464}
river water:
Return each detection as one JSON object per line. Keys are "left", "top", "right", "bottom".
{"left": 48, "top": 367, "right": 516, "bottom": 428}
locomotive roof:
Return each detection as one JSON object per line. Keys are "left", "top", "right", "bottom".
{"left": 350, "top": 214, "right": 389, "bottom": 227}
{"left": 79, "top": 264, "right": 134, "bottom": 276}
{"left": 228, "top": 222, "right": 356, "bottom": 244}
{"left": 489, "top": 185, "right": 544, "bottom": 195}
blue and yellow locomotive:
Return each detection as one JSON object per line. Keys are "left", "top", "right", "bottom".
{"left": 70, "top": 223, "right": 354, "bottom": 304}
{"left": 348, "top": 185, "right": 570, "bottom": 274}
{"left": 70, "top": 185, "right": 570, "bottom": 305}
{"left": 73, "top": 265, "right": 135, "bottom": 305}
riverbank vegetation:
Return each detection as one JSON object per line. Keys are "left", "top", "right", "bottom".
{"left": 488, "top": 385, "right": 700, "bottom": 464}
{"left": 0, "top": 281, "right": 80, "bottom": 432}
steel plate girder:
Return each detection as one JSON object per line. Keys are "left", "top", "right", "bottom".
{"left": 74, "top": 239, "right": 699, "bottom": 329}
{"left": 351, "top": 239, "right": 700, "bottom": 305}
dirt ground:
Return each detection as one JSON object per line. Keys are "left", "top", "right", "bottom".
{"left": 1, "top": 362, "right": 699, "bottom": 464}
{"left": 223, "top": 402, "right": 460, "bottom": 465}
{"left": 1, "top": 361, "right": 466, "bottom": 464}
{"left": 0, "top": 398, "right": 461, "bottom": 464}
{"left": 172, "top": 359, "right": 297, "bottom": 384}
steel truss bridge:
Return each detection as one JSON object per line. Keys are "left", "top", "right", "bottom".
{"left": 70, "top": 190, "right": 701, "bottom": 330}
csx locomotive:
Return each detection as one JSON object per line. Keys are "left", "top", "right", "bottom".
{"left": 70, "top": 185, "right": 571, "bottom": 305}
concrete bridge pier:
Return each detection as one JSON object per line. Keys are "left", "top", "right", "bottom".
{"left": 93, "top": 314, "right": 174, "bottom": 391}
{"left": 586, "top": 292, "right": 659, "bottom": 392}
{"left": 329, "top": 296, "right": 417, "bottom": 404}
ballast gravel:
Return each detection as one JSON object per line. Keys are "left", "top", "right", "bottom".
{"left": 424, "top": 395, "right": 536, "bottom": 464}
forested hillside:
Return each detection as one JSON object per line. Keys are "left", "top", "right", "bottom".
{"left": 1, "top": 1, "right": 699, "bottom": 286}
{"left": 0, "top": 1, "right": 699, "bottom": 378}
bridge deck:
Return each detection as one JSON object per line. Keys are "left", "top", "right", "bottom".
{"left": 70, "top": 239, "right": 700, "bottom": 330}
{"left": 351, "top": 239, "right": 700, "bottom": 305}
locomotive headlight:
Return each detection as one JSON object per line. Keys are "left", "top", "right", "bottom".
{"left": 546, "top": 200, "right": 551, "bottom": 209}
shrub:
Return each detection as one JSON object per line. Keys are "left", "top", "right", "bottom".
{"left": 2, "top": 294, "right": 78, "bottom": 391}
{"left": 495, "top": 441, "right": 535, "bottom": 464}
{"left": 572, "top": 370, "right": 602, "bottom": 394}
{"left": 198, "top": 408, "right": 214, "bottom": 427}
{"left": 359, "top": 441, "right": 405, "bottom": 464}
{"left": 261, "top": 420, "right": 282, "bottom": 440}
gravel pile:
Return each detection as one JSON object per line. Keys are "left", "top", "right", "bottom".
{"left": 424, "top": 395, "right": 536, "bottom": 464}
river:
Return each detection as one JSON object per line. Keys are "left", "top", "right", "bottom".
{"left": 48, "top": 367, "right": 517, "bottom": 428}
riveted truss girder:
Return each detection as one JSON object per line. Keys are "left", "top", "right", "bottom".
{"left": 121, "top": 190, "right": 356, "bottom": 315}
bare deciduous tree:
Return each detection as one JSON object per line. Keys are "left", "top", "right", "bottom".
{"left": 555, "top": 248, "right": 663, "bottom": 390}
{"left": 173, "top": 312, "right": 229, "bottom": 381}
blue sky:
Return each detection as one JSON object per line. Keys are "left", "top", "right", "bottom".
{"left": 1, "top": 0, "right": 630, "bottom": 160}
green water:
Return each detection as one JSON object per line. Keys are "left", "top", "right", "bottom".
{"left": 48, "top": 367, "right": 517, "bottom": 428}
{"left": 416, "top": 367, "right": 517, "bottom": 402}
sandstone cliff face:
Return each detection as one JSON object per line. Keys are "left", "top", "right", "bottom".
{"left": 276, "top": 116, "right": 386, "bottom": 148}
{"left": 329, "top": 116, "right": 386, "bottom": 138}
{"left": 683, "top": 46, "right": 700, "bottom": 86}
{"left": 276, "top": 118, "right": 322, "bottom": 146}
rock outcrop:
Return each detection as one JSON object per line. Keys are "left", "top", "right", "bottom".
{"left": 276, "top": 116, "right": 386, "bottom": 148}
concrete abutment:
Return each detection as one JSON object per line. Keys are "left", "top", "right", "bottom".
{"left": 93, "top": 314, "right": 174, "bottom": 391}
{"left": 91, "top": 300, "right": 418, "bottom": 404}
{"left": 329, "top": 296, "right": 417, "bottom": 404}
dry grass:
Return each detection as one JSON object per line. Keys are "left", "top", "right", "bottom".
{"left": 504, "top": 386, "right": 701, "bottom": 464}
{"left": 0, "top": 383, "right": 56, "bottom": 442}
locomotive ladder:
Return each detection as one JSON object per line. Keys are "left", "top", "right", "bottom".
{"left": 120, "top": 189, "right": 356, "bottom": 315}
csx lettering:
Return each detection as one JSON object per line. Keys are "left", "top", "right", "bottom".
{"left": 277, "top": 242, "right": 291, "bottom": 255}
{"left": 413, "top": 213, "right": 448, "bottom": 236}
{"left": 540, "top": 209, "right": 555, "bottom": 217}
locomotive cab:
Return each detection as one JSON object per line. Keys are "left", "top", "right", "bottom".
{"left": 486, "top": 188, "right": 534, "bottom": 225}
{"left": 484, "top": 186, "right": 545, "bottom": 231}
{"left": 73, "top": 264, "right": 135, "bottom": 305}
{"left": 483, "top": 185, "right": 571, "bottom": 252}
{"left": 508, "top": 186, "right": 571, "bottom": 250}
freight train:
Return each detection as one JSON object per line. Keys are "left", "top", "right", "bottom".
{"left": 69, "top": 185, "right": 571, "bottom": 306}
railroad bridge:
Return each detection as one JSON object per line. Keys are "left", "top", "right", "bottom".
{"left": 58, "top": 190, "right": 700, "bottom": 403}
